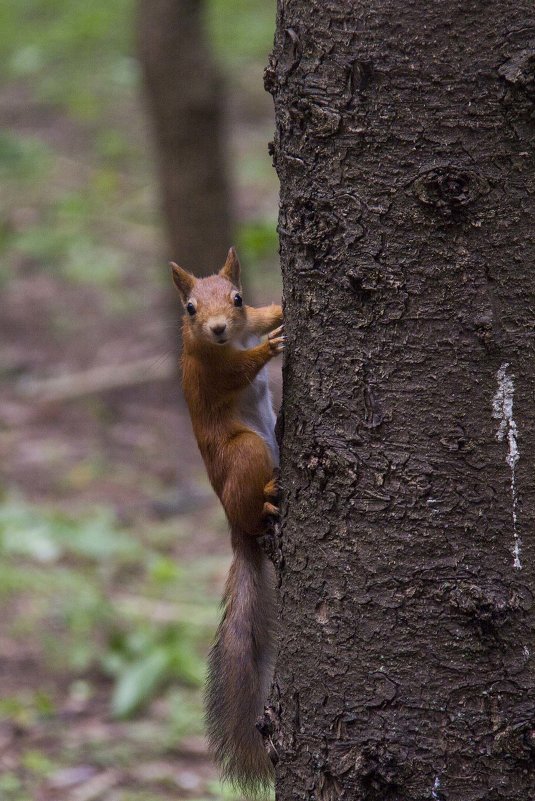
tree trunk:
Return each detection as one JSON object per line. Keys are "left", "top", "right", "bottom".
{"left": 266, "top": 1, "right": 535, "bottom": 798}
{"left": 138, "top": 0, "right": 233, "bottom": 271}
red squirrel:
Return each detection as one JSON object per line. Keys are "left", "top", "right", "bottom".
{"left": 171, "top": 247, "right": 283, "bottom": 793}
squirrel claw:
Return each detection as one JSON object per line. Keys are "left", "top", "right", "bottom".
{"left": 263, "top": 476, "right": 280, "bottom": 504}
{"left": 267, "top": 325, "right": 284, "bottom": 355}
{"left": 262, "top": 501, "right": 279, "bottom": 519}
{"left": 268, "top": 337, "right": 284, "bottom": 355}
{"left": 269, "top": 324, "right": 284, "bottom": 338}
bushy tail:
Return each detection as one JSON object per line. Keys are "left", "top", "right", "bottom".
{"left": 205, "top": 529, "right": 275, "bottom": 795}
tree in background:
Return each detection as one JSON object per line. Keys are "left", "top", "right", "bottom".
{"left": 266, "top": 0, "right": 535, "bottom": 797}
{"left": 138, "top": 0, "right": 232, "bottom": 271}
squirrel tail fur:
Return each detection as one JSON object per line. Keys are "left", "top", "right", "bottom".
{"left": 205, "top": 528, "right": 275, "bottom": 795}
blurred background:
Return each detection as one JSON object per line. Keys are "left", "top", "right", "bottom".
{"left": 0, "top": 1, "right": 280, "bottom": 799}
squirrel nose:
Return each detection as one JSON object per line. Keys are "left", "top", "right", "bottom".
{"left": 211, "top": 324, "right": 227, "bottom": 336}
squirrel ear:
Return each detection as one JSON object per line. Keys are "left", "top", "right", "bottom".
{"left": 219, "top": 246, "right": 241, "bottom": 288}
{"left": 170, "top": 262, "right": 195, "bottom": 304}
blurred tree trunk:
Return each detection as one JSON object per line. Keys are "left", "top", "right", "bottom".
{"left": 266, "top": 0, "right": 535, "bottom": 797}
{"left": 138, "top": 0, "right": 232, "bottom": 272}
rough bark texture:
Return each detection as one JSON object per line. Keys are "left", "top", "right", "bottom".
{"left": 266, "top": 1, "right": 535, "bottom": 798}
{"left": 138, "top": 0, "right": 232, "bottom": 271}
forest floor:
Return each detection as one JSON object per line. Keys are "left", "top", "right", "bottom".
{"left": 0, "top": 2, "right": 280, "bottom": 799}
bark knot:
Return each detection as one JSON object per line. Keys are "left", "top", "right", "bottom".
{"left": 412, "top": 165, "right": 489, "bottom": 219}
{"left": 352, "top": 744, "right": 407, "bottom": 800}
{"left": 448, "top": 581, "right": 531, "bottom": 633}
{"left": 493, "top": 719, "right": 535, "bottom": 762}
{"left": 499, "top": 49, "right": 535, "bottom": 99}
{"left": 301, "top": 102, "right": 341, "bottom": 137}
{"left": 283, "top": 192, "right": 364, "bottom": 257}
{"left": 256, "top": 704, "right": 281, "bottom": 766}
{"left": 318, "top": 769, "right": 343, "bottom": 801}
{"left": 263, "top": 56, "right": 278, "bottom": 94}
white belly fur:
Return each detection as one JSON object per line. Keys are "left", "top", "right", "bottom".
{"left": 237, "top": 334, "right": 279, "bottom": 466}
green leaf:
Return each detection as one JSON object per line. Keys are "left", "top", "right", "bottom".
{"left": 237, "top": 219, "right": 278, "bottom": 265}
{"left": 111, "top": 647, "right": 171, "bottom": 719}
{"left": 168, "top": 638, "right": 204, "bottom": 687}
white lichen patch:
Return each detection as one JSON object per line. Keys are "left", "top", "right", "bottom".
{"left": 431, "top": 775, "right": 441, "bottom": 800}
{"left": 492, "top": 363, "right": 521, "bottom": 569}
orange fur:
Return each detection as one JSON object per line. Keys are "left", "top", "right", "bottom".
{"left": 173, "top": 247, "right": 283, "bottom": 793}
{"left": 182, "top": 329, "right": 281, "bottom": 532}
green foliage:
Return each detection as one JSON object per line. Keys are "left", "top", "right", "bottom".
{"left": 0, "top": 0, "right": 136, "bottom": 119}
{"left": 0, "top": 692, "right": 55, "bottom": 727}
{"left": 0, "top": 499, "right": 141, "bottom": 563}
{"left": 0, "top": 127, "right": 146, "bottom": 290}
{"left": 95, "top": 128, "right": 134, "bottom": 165}
{"left": 237, "top": 219, "right": 278, "bottom": 266}
{"left": 106, "top": 623, "right": 204, "bottom": 718}
{"left": 206, "top": 779, "right": 273, "bottom": 801}
{"left": 0, "top": 0, "right": 280, "bottom": 297}
{"left": 0, "top": 133, "right": 51, "bottom": 182}
{"left": 206, "top": 0, "right": 276, "bottom": 69}
{"left": 0, "top": 772, "right": 25, "bottom": 800}
{"left": 21, "top": 750, "right": 55, "bottom": 776}
{"left": 11, "top": 189, "right": 129, "bottom": 287}
{"left": 167, "top": 687, "right": 204, "bottom": 740}
{"left": 111, "top": 646, "right": 172, "bottom": 718}
{"left": 0, "top": 497, "right": 217, "bottom": 720}
{"left": 148, "top": 554, "right": 182, "bottom": 586}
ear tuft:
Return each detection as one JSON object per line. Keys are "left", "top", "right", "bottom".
{"left": 219, "top": 246, "right": 241, "bottom": 288}
{"left": 170, "top": 262, "right": 195, "bottom": 305}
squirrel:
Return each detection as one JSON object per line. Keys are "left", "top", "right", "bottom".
{"left": 171, "top": 246, "right": 283, "bottom": 794}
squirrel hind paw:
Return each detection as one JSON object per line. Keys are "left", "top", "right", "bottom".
{"left": 263, "top": 477, "right": 280, "bottom": 503}
{"left": 262, "top": 501, "right": 279, "bottom": 519}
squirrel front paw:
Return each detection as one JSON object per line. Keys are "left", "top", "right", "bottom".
{"left": 267, "top": 325, "right": 285, "bottom": 356}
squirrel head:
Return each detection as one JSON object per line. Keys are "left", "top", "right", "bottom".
{"left": 171, "top": 247, "right": 247, "bottom": 347}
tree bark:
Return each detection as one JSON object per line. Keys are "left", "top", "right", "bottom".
{"left": 138, "top": 0, "right": 233, "bottom": 271}
{"left": 266, "top": 1, "right": 535, "bottom": 798}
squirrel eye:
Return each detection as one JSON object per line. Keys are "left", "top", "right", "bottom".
{"left": 186, "top": 301, "right": 196, "bottom": 316}
{"left": 233, "top": 293, "right": 243, "bottom": 308}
